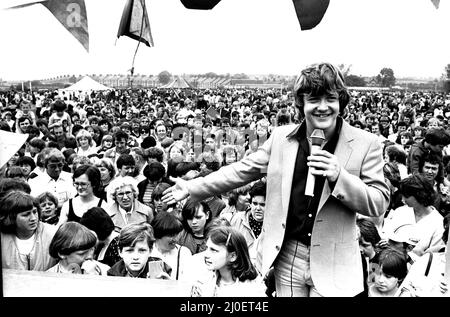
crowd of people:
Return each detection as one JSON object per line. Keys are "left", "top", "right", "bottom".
{"left": 1, "top": 73, "right": 450, "bottom": 297}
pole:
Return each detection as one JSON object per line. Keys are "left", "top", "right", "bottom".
{"left": 21, "top": 82, "right": 24, "bottom": 91}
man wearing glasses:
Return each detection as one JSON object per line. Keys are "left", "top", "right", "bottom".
{"left": 29, "top": 148, "right": 76, "bottom": 207}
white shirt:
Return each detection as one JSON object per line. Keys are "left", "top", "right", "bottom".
{"left": 29, "top": 171, "right": 76, "bottom": 207}
{"left": 382, "top": 205, "right": 444, "bottom": 259}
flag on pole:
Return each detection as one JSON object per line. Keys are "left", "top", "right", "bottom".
{"left": 180, "top": 0, "right": 222, "bottom": 10}
{"left": 292, "top": 0, "right": 330, "bottom": 31}
{"left": 0, "top": 130, "right": 28, "bottom": 169}
{"left": 7, "top": 0, "right": 89, "bottom": 52}
{"left": 117, "top": 0, "right": 154, "bottom": 47}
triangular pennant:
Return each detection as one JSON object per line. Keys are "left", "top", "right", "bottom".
{"left": 180, "top": 0, "right": 222, "bottom": 10}
{"left": 0, "top": 130, "right": 28, "bottom": 169}
{"left": 6, "top": 0, "right": 89, "bottom": 51}
{"left": 292, "top": 0, "right": 330, "bottom": 31}
{"left": 117, "top": 0, "right": 154, "bottom": 47}
{"left": 431, "top": 0, "right": 440, "bottom": 9}
{"left": 42, "top": 0, "right": 89, "bottom": 52}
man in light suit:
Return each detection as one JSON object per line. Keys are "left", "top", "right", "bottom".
{"left": 162, "top": 62, "right": 390, "bottom": 297}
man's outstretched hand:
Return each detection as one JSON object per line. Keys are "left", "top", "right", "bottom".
{"left": 162, "top": 177, "right": 190, "bottom": 204}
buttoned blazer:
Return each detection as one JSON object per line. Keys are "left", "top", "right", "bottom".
{"left": 187, "top": 121, "right": 390, "bottom": 296}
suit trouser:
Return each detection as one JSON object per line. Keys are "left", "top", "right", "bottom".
{"left": 273, "top": 239, "right": 322, "bottom": 297}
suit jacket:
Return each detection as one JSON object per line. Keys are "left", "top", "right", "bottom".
{"left": 186, "top": 121, "right": 390, "bottom": 296}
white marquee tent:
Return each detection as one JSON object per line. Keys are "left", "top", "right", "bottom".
{"left": 62, "top": 76, "right": 111, "bottom": 92}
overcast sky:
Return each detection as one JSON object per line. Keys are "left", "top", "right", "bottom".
{"left": 0, "top": 0, "right": 449, "bottom": 81}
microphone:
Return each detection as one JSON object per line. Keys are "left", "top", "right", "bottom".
{"left": 305, "top": 129, "right": 325, "bottom": 197}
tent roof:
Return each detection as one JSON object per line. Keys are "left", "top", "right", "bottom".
{"left": 62, "top": 76, "right": 111, "bottom": 91}
{"left": 160, "top": 76, "right": 192, "bottom": 89}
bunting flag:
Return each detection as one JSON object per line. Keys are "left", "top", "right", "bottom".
{"left": 431, "top": 0, "right": 440, "bottom": 9}
{"left": 180, "top": 0, "right": 222, "bottom": 10}
{"left": 0, "top": 130, "right": 28, "bottom": 169}
{"left": 117, "top": 0, "right": 154, "bottom": 47}
{"left": 292, "top": 0, "right": 330, "bottom": 31}
{"left": 7, "top": 0, "right": 89, "bottom": 52}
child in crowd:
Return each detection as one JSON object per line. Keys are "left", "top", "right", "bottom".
{"left": 357, "top": 218, "right": 383, "bottom": 287}
{"left": 37, "top": 192, "right": 60, "bottom": 225}
{"left": 47, "top": 221, "right": 110, "bottom": 275}
{"left": 190, "top": 226, "right": 265, "bottom": 297}
{"left": 107, "top": 222, "right": 171, "bottom": 279}
{"left": 177, "top": 200, "right": 212, "bottom": 255}
{"left": 369, "top": 247, "right": 408, "bottom": 297}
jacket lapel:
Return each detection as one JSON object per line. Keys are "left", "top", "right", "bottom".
{"left": 282, "top": 127, "right": 300, "bottom": 215}
{"left": 317, "top": 122, "right": 354, "bottom": 213}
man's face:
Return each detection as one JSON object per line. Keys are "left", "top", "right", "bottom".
{"left": 303, "top": 92, "right": 340, "bottom": 137}
{"left": 141, "top": 117, "right": 150, "bottom": 128}
{"left": 422, "top": 161, "right": 439, "bottom": 181}
{"left": 115, "top": 138, "right": 128, "bottom": 151}
{"left": 53, "top": 127, "right": 64, "bottom": 138}
{"left": 132, "top": 122, "right": 140, "bottom": 131}
{"left": 204, "top": 138, "right": 215, "bottom": 151}
{"left": 29, "top": 146, "right": 40, "bottom": 158}
{"left": 119, "top": 164, "right": 135, "bottom": 177}
{"left": 46, "top": 158, "right": 63, "bottom": 179}
{"left": 398, "top": 126, "right": 407, "bottom": 134}
{"left": 358, "top": 235, "right": 376, "bottom": 259}
{"left": 156, "top": 126, "right": 166, "bottom": 140}
{"left": 19, "top": 119, "right": 30, "bottom": 131}
{"left": 371, "top": 125, "right": 380, "bottom": 135}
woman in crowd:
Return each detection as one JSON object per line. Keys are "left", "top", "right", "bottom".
{"left": 92, "top": 157, "right": 116, "bottom": 201}
{"left": 0, "top": 191, "right": 58, "bottom": 271}
{"left": 229, "top": 181, "right": 266, "bottom": 262}
{"left": 47, "top": 221, "right": 109, "bottom": 275}
{"left": 75, "top": 129, "right": 98, "bottom": 157}
{"left": 177, "top": 200, "right": 212, "bottom": 255}
{"left": 58, "top": 165, "right": 107, "bottom": 225}
{"left": 190, "top": 226, "right": 264, "bottom": 297}
{"left": 106, "top": 176, "right": 154, "bottom": 232}
{"left": 96, "top": 134, "right": 114, "bottom": 158}
{"left": 167, "top": 141, "right": 186, "bottom": 161}
{"left": 151, "top": 182, "right": 175, "bottom": 215}
{"left": 150, "top": 211, "right": 192, "bottom": 280}
{"left": 381, "top": 173, "right": 445, "bottom": 263}
{"left": 219, "top": 184, "right": 251, "bottom": 222}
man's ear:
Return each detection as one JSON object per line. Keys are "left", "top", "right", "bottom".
{"left": 58, "top": 252, "right": 66, "bottom": 260}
